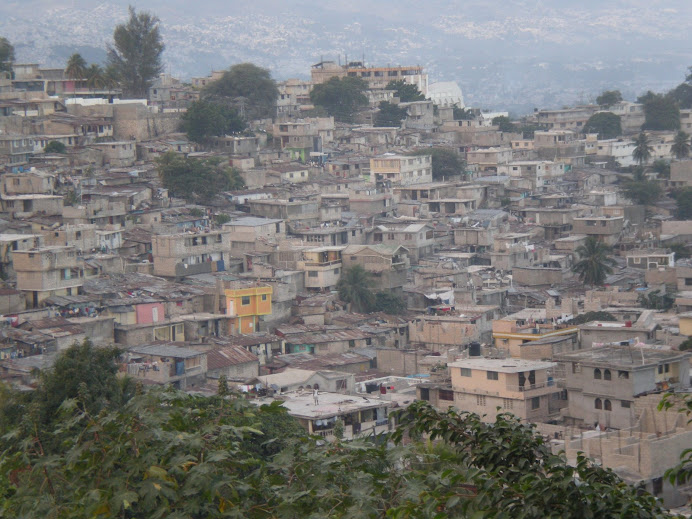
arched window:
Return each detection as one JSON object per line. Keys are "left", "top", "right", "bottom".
{"left": 595, "top": 398, "right": 602, "bottom": 410}
{"left": 604, "top": 399, "right": 612, "bottom": 411}
{"left": 594, "top": 368, "right": 602, "bottom": 380}
{"left": 604, "top": 369, "right": 611, "bottom": 381}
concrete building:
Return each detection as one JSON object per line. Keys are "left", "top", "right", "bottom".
{"left": 152, "top": 230, "right": 232, "bottom": 278}
{"left": 492, "top": 308, "right": 579, "bottom": 357}
{"left": 225, "top": 282, "right": 273, "bottom": 334}
{"left": 447, "top": 357, "right": 562, "bottom": 423}
{"left": 311, "top": 61, "right": 427, "bottom": 94}
{"left": 341, "top": 244, "right": 410, "bottom": 293}
{"left": 13, "top": 247, "right": 85, "bottom": 308}
{"left": 123, "top": 344, "right": 208, "bottom": 390}
{"left": 625, "top": 250, "right": 675, "bottom": 270}
{"left": 556, "top": 346, "right": 690, "bottom": 429}
{"left": 571, "top": 216, "right": 623, "bottom": 246}
{"left": 369, "top": 154, "right": 433, "bottom": 185}
{"left": 298, "top": 247, "right": 344, "bottom": 292}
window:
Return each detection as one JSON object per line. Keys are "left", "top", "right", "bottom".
{"left": 618, "top": 370, "right": 629, "bottom": 379}
{"left": 460, "top": 368, "right": 472, "bottom": 377}
{"left": 241, "top": 296, "right": 251, "bottom": 306}
{"left": 503, "top": 398, "right": 514, "bottom": 410}
{"left": 603, "top": 369, "right": 611, "bottom": 381}
{"left": 261, "top": 294, "right": 267, "bottom": 301}
{"left": 652, "top": 477, "right": 663, "bottom": 496}
{"left": 621, "top": 400, "right": 631, "bottom": 408}
{"left": 308, "top": 271, "right": 318, "bottom": 277}
{"left": 348, "top": 340, "right": 355, "bottom": 348}
{"left": 419, "top": 387, "right": 430, "bottom": 401}
{"left": 486, "top": 371, "right": 499, "bottom": 380}
{"left": 664, "top": 363, "right": 670, "bottom": 373}
{"left": 531, "top": 397, "right": 540, "bottom": 410}
{"left": 594, "top": 368, "right": 602, "bottom": 380}
{"left": 595, "top": 398, "right": 603, "bottom": 410}
{"left": 439, "top": 389, "right": 454, "bottom": 401}
{"left": 658, "top": 365, "right": 663, "bottom": 374}
{"left": 604, "top": 399, "right": 612, "bottom": 411}
{"left": 476, "top": 395, "right": 486, "bottom": 406}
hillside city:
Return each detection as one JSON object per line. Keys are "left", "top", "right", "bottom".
{"left": 0, "top": 9, "right": 692, "bottom": 517}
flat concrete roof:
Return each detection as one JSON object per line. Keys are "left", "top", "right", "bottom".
{"left": 449, "top": 357, "right": 556, "bottom": 373}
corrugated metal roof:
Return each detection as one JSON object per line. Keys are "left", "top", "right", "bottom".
{"left": 205, "top": 345, "right": 259, "bottom": 370}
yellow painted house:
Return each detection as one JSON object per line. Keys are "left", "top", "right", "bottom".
{"left": 225, "top": 283, "right": 273, "bottom": 334}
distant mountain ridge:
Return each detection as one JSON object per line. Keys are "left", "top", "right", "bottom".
{"left": 2, "top": 0, "right": 691, "bottom": 114}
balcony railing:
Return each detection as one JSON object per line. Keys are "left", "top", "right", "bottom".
{"left": 304, "top": 260, "right": 342, "bottom": 267}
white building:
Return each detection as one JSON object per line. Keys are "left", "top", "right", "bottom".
{"left": 428, "top": 81, "right": 465, "bottom": 108}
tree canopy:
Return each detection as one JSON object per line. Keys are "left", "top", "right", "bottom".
{"left": 181, "top": 100, "right": 246, "bottom": 144}
{"left": 572, "top": 236, "right": 616, "bottom": 287}
{"left": 385, "top": 79, "right": 425, "bottom": 102}
{"left": 672, "top": 187, "right": 692, "bottom": 219}
{"left": 203, "top": 63, "right": 278, "bottom": 121}
{"left": 107, "top": 7, "right": 165, "bottom": 98}
{"left": 596, "top": 90, "right": 623, "bottom": 107}
{"left": 641, "top": 93, "right": 680, "bottom": 131}
{"left": 310, "top": 76, "right": 368, "bottom": 123}
{"left": 65, "top": 53, "right": 87, "bottom": 80}
{"left": 453, "top": 105, "right": 475, "bottom": 120}
{"left": 622, "top": 166, "right": 661, "bottom": 205}
{"left": 409, "top": 147, "right": 464, "bottom": 180}
{"left": 583, "top": 112, "right": 622, "bottom": 139}
{"left": 373, "top": 101, "right": 408, "bottom": 127}
{"left": 0, "top": 36, "right": 14, "bottom": 74}
{"left": 492, "top": 115, "right": 515, "bottom": 132}
{"left": 373, "top": 291, "right": 407, "bottom": 314}
{"left": 336, "top": 265, "right": 375, "bottom": 312}
{"left": 44, "top": 140, "right": 67, "bottom": 154}
{"left": 157, "top": 152, "right": 245, "bottom": 203}
{"left": 632, "top": 133, "right": 653, "bottom": 166}
{"left": 0, "top": 385, "right": 673, "bottom": 518}
{"left": 672, "top": 131, "right": 691, "bottom": 160}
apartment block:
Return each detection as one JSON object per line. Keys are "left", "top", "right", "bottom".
{"left": 13, "top": 246, "right": 85, "bottom": 307}
{"left": 152, "top": 230, "right": 231, "bottom": 278}
{"left": 369, "top": 154, "right": 433, "bottom": 185}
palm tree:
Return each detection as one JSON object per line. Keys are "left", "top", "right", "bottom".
{"left": 632, "top": 132, "right": 652, "bottom": 166}
{"left": 65, "top": 53, "right": 87, "bottom": 80}
{"left": 85, "top": 64, "right": 105, "bottom": 90}
{"left": 672, "top": 130, "right": 691, "bottom": 160}
{"left": 336, "top": 265, "right": 375, "bottom": 313}
{"left": 571, "top": 236, "right": 617, "bottom": 287}
{"left": 102, "top": 64, "right": 120, "bottom": 90}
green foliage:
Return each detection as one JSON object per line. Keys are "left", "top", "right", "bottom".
{"left": 638, "top": 290, "right": 674, "bottom": 311}
{"left": 157, "top": 152, "right": 245, "bottom": 203}
{"left": 670, "top": 242, "right": 690, "bottom": 260}
{"left": 310, "top": 76, "right": 368, "bottom": 122}
{"left": 641, "top": 93, "right": 680, "bottom": 131}
{"left": 409, "top": 147, "right": 463, "bottom": 180}
{"left": 64, "top": 190, "right": 79, "bottom": 206}
{"left": 215, "top": 213, "right": 231, "bottom": 225}
{"left": 373, "top": 101, "right": 408, "bottom": 127}
{"left": 672, "top": 131, "right": 691, "bottom": 159}
{"left": 44, "top": 140, "right": 66, "bottom": 154}
{"left": 373, "top": 291, "right": 406, "bottom": 314}
{"left": 658, "top": 393, "right": 692, "bottom": 487}
{"left": 453, "top": 105, "right": 475, "bottom": 120}
{"left": 632, "top": 132, "right": 653, "bottom": 165}
{"left": 107, "top": 7, "right": 165, "bottom": 98}
{"left": 679, "top": 337, "right": 692, "bottom": 351}
{"left": 671, "top": 187, "right": 692, "bottom": 219}
{"left": 386, "top": 79, "right": 425, "bottom": 102}
{"left": 333, "top": 418, "right": 345, "bottom": 440}
{"left": 622, "top": 166, "right": 661, "bottom": 205}
{"left": 0, "top": 36, "right": 14, "bottom": 74}
{"left": 567, "top": 311, "right": 617, "bottom": 325}
{"left": 204, "top": 63, "right": 279, "bottom": 120}
{"left": 491, "top": 115, "right": 515, "bottom": 132}
{"left": 181, "top": 100, "right": 246, "bottom": 144}
{"left": 85, "top": 64, "right": 105, "bottom": 89}
{"left": 583, "top": 112, "right": 622, "bottom": 139}
{"left": 667, "top": 82, "right": 692, "bottom": 110}
{"left": 65, "top": 53, "right": 87, "bottom": 80}
{"left": 596, "top": 90, "right": 623, "bottom": 107}
{"left": 571, "top": 236, "right": 616, "bottom": 287}
{"left": 337, "top": 265, "right": 375, "bottom": 313}
{"left": 0, "top": 392, "right": 672, "bottom": 518}
{"left": 651, "top": 158, "right": 670, "bottom": 178}
{"left": 516, "top": 123, "right": 546, "bottom": 139}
